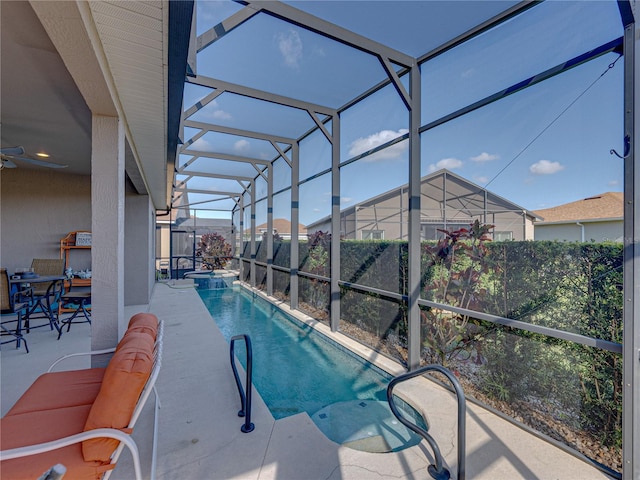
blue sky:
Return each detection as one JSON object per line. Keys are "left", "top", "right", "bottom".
{"left": 185, "top": 0, "right": 624, "bottom": 225}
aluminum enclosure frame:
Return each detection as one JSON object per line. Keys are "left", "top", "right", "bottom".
{"left": 622, "top": 5, "right": 639, "bottom": 479}
{"left": 173, "top": 1, "right": 637, "bottom": 477}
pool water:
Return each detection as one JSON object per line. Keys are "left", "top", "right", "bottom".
{"left": 199, "top": 286, "right": 427, "bottom": 452}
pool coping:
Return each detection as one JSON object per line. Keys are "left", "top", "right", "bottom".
{"left": 236, "top": 282, "right": 407, "bottom": 377}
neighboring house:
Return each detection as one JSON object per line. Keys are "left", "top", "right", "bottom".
{"left": 246, "top": 218, "right": 308, "bottom": 241}
{"left": 533, "top": 192, "right": 623, "bottom": 242}
{"left": 307, "top": 169, "right": 539, "bottom": 241}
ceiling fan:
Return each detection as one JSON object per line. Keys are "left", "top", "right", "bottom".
{"left": 0, "top": 146, "right": 68, "bottom": 170}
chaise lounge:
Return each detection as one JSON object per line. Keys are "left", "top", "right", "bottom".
{"left": 0, "top": 312, "right": 163, "bottom": 480}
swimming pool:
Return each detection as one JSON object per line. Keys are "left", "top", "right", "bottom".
{"left": 198, "top": 285, "right": 427, "bottom": 452}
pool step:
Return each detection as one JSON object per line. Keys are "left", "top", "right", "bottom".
{"left": 343, "top": 435, "right": 392, "bottom": 453}
{"left": 311, "top": 400, "right": 423, "bottom": 453}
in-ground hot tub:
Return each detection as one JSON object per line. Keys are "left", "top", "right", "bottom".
{"left": 183, "top": 270, "right": 238, "bottom": 289}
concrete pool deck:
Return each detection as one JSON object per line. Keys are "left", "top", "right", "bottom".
{"left": 1, "top": 281, "right": 614, "bottom": 479}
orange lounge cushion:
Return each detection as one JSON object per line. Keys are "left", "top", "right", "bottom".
{"left": 0, "top": 404, "right": 111, "bottom": 480}
{"left": 124, "top": 312, "right": 158, "bottom": 341}
{"left": 5, "top": 368, "right": 105, "bottom": 416}
{"left": 82, "top": 332, "right": 154, "bottom": 463}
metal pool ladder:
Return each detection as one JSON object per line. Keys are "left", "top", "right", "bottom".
{"left": 229, "top": 334, "right": 255, "bottom": 433}
{"left": 387, "top": 365, "right": 466, "bottom": 480}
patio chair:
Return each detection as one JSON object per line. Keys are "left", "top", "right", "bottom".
{"left": 24, "top": 279, "right": 63, "bottom": 337}
{"left": 30, "top": 258, "right": 64, "bottom": 297}
{"left": 58, "top": 279, "right": 91, "bottom": 339}
{"left": 26, "top": 259, "right": 64, "bottom": 336}
{"left": 0, "top": 268, "right": 30, "bottom": 352}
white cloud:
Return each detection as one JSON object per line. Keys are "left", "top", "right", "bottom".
{"left": 474, "top": 175, "right": 489, "bottom": 185}
{"left": 198, "top": 100, "right": 232, "bottom": 121}
{"left": 428, "top": 157, "right": 463, "bottom": 172}
{"left": 276, "top": 29, "right": 303, "bottom": 69}
{"left": 608, "top": 179, "right": 619, "bottom": 187}
{"left": 189, "top": 138, "right": 212, "bottom": 152}
{"left": 470, "top": 152, "right": 499, "bottom": 163}
{"left": 312, "top": 45, "right": 326, "bottom": 57}
{"left": 461, "top": 68, "right": 475, "bottom": 78}
{"left": 234, "top": 139, "right": 250, "bottom": 152}
{"left": 211, "top": 109, "right": 232, "bottom": 120}
{"left": 348, "top": 129, "right": 409, "bottom": 161}
{"left": 529, "top": 159, "right": 564, "bottom": 175}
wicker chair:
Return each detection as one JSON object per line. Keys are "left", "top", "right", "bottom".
{"left": 30, "top": 258, "right": 64, "bottom": 296}
{"left": 0, "top": 268, "right": 29, "bottom": 352}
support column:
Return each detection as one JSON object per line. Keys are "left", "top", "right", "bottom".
{"left": 238, "top": 197, "right": 245, "bottom": 281}
{"left": 125, "top": 191, "right": 153, "bottom": 305}
{"left": 407, "top": 64, "right": 422, "bottom": 371}
{"left": 330, "top": 116, "right": 341, "bottom": 332}
{"left": 91, "top": 114, "right": 125, "bottom": 361}
{"left": 290, "top": 143, "right": 300, "bottom": 310}
{"left": 622, "top": 13, "right": 639, "bottom": 480}
{"left": 267, "top": 164, "right": 274, "bottom": 296}
{"left": 250, "top": 181, "right": 256, "bottom": 287}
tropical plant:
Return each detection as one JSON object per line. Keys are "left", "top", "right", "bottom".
{"left": 196, "top": 232, "right": 232, "bottom": 270}
{"left": 305, "top": 230, "right": 331, "bottom": 310}
{"left": 420, "top": 220, "right": 498, "bottom": 366}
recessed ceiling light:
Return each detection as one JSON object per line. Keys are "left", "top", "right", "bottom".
{"left": 36, "top": 152, "right": 50, "bottom": 158}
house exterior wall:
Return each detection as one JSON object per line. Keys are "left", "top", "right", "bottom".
{"left": 534, "top": 220, "right": 623, "bottom": 242}
{"left": 156, "top": 222, "right": 171, "bottom": 267}
{"left": 313, "top": 208, "right": 533, "bottom": 241}
{"left": 309, "top": 173, "right": 535, "bottom": 241}
{"left": 1, "top": 168, "right": 158, "bottom": 307}
{"left": 584, "top": 221, "right": 622, "bottom": 242}
{"left": 311, "top": 196, "right": 533, "bottom": 242}
{"left": 0, "top": 169, "right": 91, "bottom": 275}
{"left": 486, "top": 211, "right": 531, "bottom": 241}
{"left": 524, "top": 216, "right": 536, "bottom": 241}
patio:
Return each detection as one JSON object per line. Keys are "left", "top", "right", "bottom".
{"left": 1, "top": 281, "right": 613, "bottom": 479}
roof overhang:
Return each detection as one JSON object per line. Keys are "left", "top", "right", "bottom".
{"left": 1, "top": 0, "right": 193, "bottom": 210}
{"left": 535, "top": 217, "right": 624, "bottom": 225}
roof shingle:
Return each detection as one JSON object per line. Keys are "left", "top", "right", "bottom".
{"left": 533, "top": 192, "right": 623, "bottom": 222}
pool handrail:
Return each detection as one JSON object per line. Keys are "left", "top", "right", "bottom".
{"left": 387, "top": 364, "right": 466, "bottom": 480}
{"left": 229, "top": 333, "right": 255, "bottom": 433}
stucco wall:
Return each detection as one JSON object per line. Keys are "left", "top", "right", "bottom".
{"left": 0, "top": 168, "right": 91, "bottom": 275}
{"left": 124, "top": 189, "right": 153, "bottom": 305}
{"left": 534, "top": 220, "right": 623, "bottom": 242}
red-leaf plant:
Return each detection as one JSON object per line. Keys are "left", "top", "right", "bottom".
{"left": 196, "top": 232, "right": 233, "bottom": 270}
{"left": 421, "top": 220, "right": 497, "bottom": 366}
